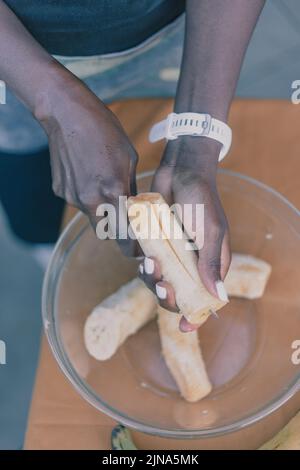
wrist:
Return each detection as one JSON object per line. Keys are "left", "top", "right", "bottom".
{"left": 150, "top": 109, "right": 231, "bottom": 163}
{"left": 33, "top": 61, "right": 84, "bottom": 124}
{"left": 166, "top": 136, "right": 220, "bottom": 179}
{"left": 174, "top": 72, "right": 230, "bottom": 123}
{"left": 174, "top": 93, "right": 229, "bottom": 124}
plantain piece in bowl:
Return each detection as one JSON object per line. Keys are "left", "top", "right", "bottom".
{"left": 84, "top": 278, "right": 156, "bottom": 361}
{"left": 225, "top": 253, "right": 271, "bottom": 299}
{"left": 158, "top": 306, "right": 212, "bottom": 402}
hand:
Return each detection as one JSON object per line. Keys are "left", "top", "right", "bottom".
{"left": 141, "top": 137, "right": 231, "bottom": 332}
{"left": 35, "top": 75, "right": 138, "bottom": 254}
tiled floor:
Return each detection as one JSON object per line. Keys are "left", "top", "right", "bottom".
{"left": 0, "top": 0, "right": 299, "bottom": 449}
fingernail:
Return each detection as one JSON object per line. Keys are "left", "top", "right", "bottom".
{"left": 139, "top": 263, "right": 144, "bottom": 275}
{"left": 156, "top": 284, "right": 167, "bottom": 300}
{"left": 215, "top": 281, "right": 228, "bottom": 302}
{"left": 144, "top": 257, "right": 154, "bottom": 275}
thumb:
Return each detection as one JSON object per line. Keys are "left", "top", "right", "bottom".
{"left": 151, "top": 164, "right": 173, "bottom": 205}
{"left": 129, "top": 151, "right": 138, "bottom": 197}
{"left": 197, "top": 229, "right": 230, "bottom": 302}
{"left": 122, "top": 152, "right": 143, "bottom": 256}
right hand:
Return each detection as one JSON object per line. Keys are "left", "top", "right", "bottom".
{"left": 138, "top": 137, "right": 231, "bottom": 332}
{"left": 35, "top": 72, "right": 138, "bottom": 254}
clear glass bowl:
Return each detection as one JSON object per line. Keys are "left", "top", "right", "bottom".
{"left": 43, "top": 170, "right": 300, "bottom": 438}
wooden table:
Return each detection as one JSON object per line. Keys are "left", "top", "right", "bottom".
{"left": 25, "top": 98, "right": 300, "bottom": 449}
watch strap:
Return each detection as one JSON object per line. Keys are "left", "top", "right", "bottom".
{"left": 149, "top": 112, "right": 232, "bottom": 161}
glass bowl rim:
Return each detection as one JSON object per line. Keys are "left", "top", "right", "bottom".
{"left": 42, "top": 169, "right": 300, "bottom": 439}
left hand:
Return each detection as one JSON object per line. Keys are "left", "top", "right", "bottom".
{"left": 139, "top": 137, "right": 231, "bottom": 332}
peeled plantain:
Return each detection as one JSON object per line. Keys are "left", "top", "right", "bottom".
{"left": 157, "top": 306, "right": 212, "bottom": 402}
{"left": 225, "top": 253, "right": 271, "bottom": 299}
{"left": 84, "top": 278, "right": 156, "bottom": 360}
{"left": 127, "top": 192, "right": 228, "bottom": 325}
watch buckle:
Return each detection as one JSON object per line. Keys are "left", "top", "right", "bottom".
{"left": 200, "top": 114, "right": 212, "bottom": 136}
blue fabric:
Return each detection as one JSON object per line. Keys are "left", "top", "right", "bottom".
{"left": 0, "top": 14, "right": 184, "bottom": 242}
{"left": 0, "top": 15, "right": 184, "bottom": 154}
{"left": 4, "top": 0, "right": 185, "bottom": 56}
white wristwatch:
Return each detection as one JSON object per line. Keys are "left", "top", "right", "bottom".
{"left": 149, "top": 112, "right": 232, "bottom": 161}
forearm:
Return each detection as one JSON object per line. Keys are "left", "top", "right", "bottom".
{"left": 0, "top": 1, "right": 73, "bottom": 114}
{"left": 175, "top": 0, "right": 265, "bottom": 121}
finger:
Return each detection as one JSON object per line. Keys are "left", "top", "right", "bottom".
{"left": 179, "top": 316, "right": 201, "bottom": 333}
{"left": 220, "top": 230, "right": 231, "bottom": 280}
{"left": 98, "top": 185, "right": 137, "bottom": 257}
{"left": 48, "top": 138, "right": 65, "bottom": 196}
{"left": 155, "top": 281, "right": 179, "bottom": 313}
{"left": 129, "top": 151, "right": 138, "bottom": 197}
{"left": 117, "top": 238, "right": 141, "bottom": 257}
{"left": 87, "top": 214, "right": 97, "bottom": 232}
{"left": 90, "top": 147, "right": 138, "bottom": 257}
{"left": 138, "top": 257, "right": 162, "bottom": 294}
{"left": 197, "top": 227, "right": 228, "bottom": 302}
{"left": 171, "top": 175, "right": 209, "bottom": 252}
{"left": 86, "top": 205, "right": 100, "bottom": 232}
{"left": 152, "top": 141, "right": 178, "bottom": 192}
{"left": 132, "top": 243, "right": 144, "bottom": 258}
{"left": 84, "top": 200, "right": 136, "bottom": 255}
{"left": 151, "top": 164, "right": 174, "bottom": 205}
{"left": 123, "top": 153, "right": 144, "bottom": 258}
{"left": 144, "top": 256, "right": 162, "bottom": 281}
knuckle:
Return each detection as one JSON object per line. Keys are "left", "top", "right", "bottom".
{"left": 100, "top": 186, "right": 118, "bottom": 203}
{"left": 207, "top": 257, "right": 221, "bottom": 271}
{"left": 52, "top": 182, "right": 61, "bottom": 197}
{"left": 208, "top": 220, "right": 225, "bottom": 241}
{"left": 77, "top": 184, "right": 104, "bottom": 209}
{"left": 78, "top": 191, "right": 98, "bottom": 208}
{"left": 64, "top": 191, "right": 76, "bottom": 207}
{"left": 210, "top": 220, "right": 227, "bottom": 236}
{"left": 101, "top": 181, "right": 125, "bottom": 202}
